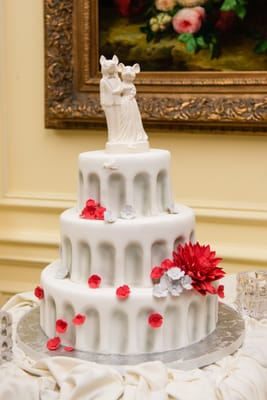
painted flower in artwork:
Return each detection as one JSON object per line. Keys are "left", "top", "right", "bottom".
{"left": 155, "top": 0, "right": 177, "bottom": 11}
{"left": 172, "top": 6, "right": 205, "bottom": 34}
{"left": 137, "top": 0, "right": 259, "bottom": 59}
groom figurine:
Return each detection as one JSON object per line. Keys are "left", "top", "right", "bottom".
{"left": 99, "top": 55, "right": 121, "bottom": 143}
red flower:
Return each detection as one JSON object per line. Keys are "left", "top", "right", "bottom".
{"left": 150, "top": 266, "right": 164, "bottom": 280}
{"left": 172, "top": 7, "right": 205, "bottom": 35}
{"left": 55, "top": 319, "right": 68, "bottom": 333}
{"left": 34, "top": 285, "right": 44, "bottom": 300}
{"left": 64, "top": 346, "right": 74, "bottom": 352}
{"left": 80, "top": 198, "right": 106, "bottom": 220}
{"left": 72, "top": 314, "right": 86, "bottom": 325}
{"left": 116, "top": 285, "right": 131, "bottom": 299}
{"left": 88, "top": 274, "right": 101, "bottom": 288}
{"left": 217, "top": 284, "right": 225, "bottom": 299}
{"left": 215, "top": 10, "right": 236, "bottom": 33}
{"left": 95, "top": 206, "right": 106, "bottom": 220}
{"left": 148, "top": 313, "right": 163, "bottom": 328}
{"left": 114, "top": 0, "right": 131, "bottom": 16}
{"left": 161, "top": 258, "right": 175, "bottom": 270}
{"left": 114, "top": 0, "right": 146, "bottom": 17}
{"left": 46, "top": 336, "right": 61, "bottom": 351}
{"left": 172, "top": 242, "right": 225, "bottom": 295}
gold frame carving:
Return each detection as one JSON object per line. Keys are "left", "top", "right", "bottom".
{"left": 44, "top": 0, "right": 267, "bottom": 131}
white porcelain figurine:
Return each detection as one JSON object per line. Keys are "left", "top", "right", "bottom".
{"left": 100, "top": 55, "right": 149, "bottom": 153}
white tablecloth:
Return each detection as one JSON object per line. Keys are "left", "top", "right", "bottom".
{"left": 1, "top": 277, "right": 267, "bottom": 400}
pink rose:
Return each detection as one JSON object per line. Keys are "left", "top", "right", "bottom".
{"left": 155, "top": 0, "right": 177, "bottom": 11}
{"left": 172, "top": 7, "right": 205, "bottom": 34}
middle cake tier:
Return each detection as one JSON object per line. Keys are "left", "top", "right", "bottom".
{"left": 60, "top": 204, "right": 195, "bottom": 286}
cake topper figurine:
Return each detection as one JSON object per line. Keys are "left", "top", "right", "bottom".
{"left": 100, "top": 55, "right": 149, "bottom": 153}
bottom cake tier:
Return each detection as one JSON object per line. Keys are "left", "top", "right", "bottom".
{"left": 40, "top": 262, "right": 218, "bottom": 355}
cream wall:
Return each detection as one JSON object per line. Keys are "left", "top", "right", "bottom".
{"left": 1, "top": 0, "right": 267, "bottom": 305}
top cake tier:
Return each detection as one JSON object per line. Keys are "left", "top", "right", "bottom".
{"left": 78, "top": 149, "right": 173, "bottom": 217}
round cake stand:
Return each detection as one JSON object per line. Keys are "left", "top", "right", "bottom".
{"left": 16, "top": 303, "right": 245, "bottom": 371}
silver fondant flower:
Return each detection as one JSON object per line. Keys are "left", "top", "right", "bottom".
{"left": 169, "top": 282, "right": 183, "bottom": 296}
{"left": 120, "top": 205, "right": 136, "bottom": 219}
{"left": 153, "top": 283, "right": 168, "bottom": 298}
{"left": 167, "top": 203, "right": 179, "bottom": 214}
{"left": 181, "top": 275, "right": 193, "bottom": 290}
{"left": 103, "top": 159, "right": 118, "bottom": 170}
{"left": 104, "top": 209, "right": 117, "bottom": 223}
{"left": 55, "top": 266, "right": 69, "bottom": 279}
{"left": 166, "top": 267, "right": 185, "bottom": 281}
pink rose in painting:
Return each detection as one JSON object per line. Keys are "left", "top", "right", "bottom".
{"left": 172, "top": 7, "right": 205, "bottom": 34}
{"left": 155, "top": 0, "right": 177, "bottom": 12}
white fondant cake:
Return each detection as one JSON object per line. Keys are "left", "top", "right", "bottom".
{"left": 36, "top": 56, "right": 225, "bottom": 357}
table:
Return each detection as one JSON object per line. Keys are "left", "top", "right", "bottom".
{"left": 1, "top": 276, "right": 267, "bottom": 400}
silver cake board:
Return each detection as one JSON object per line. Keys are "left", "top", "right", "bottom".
{"left": 16, "top": 303, "right": 245, "bottom": 371}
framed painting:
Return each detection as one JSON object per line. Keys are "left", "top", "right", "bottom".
{"left": 44, "top": 0, "right": 267, "bottom": 131}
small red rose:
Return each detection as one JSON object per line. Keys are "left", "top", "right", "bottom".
{"left": 116, "top": 285, "right": 130, "bottom": 299}
{"left": 95, "top": 206, "right": 106, "bottom": 220}
{"left": 72, "top": 314, "right": 86, "bottom": 325}
{"left": 64, "top": 346, "right": 74, "bottom": 352}
{"left": 148, "top": 313, "right": 163, "bottom": 328}
{"left": 217, "top": 284, "right": 225, "bottom": 299}
{"left": 34, "top": 285, "right": 44, "bottom": 300}
{"left": 150, "top": 266, "right": 164, "bottom": 280}
{"left": 88, "top": 274, "right": 101, "bottom": 288}
{"left": 55, "top": 319, "right": 68, "bottom": 333}
{"left": 80, "top": 198, "right": 106, "bottom": 220}
{"left": 161, "top": 259, "right": 175, "bottom": 270}
{"left": 46, "top": 336, "right": 61, "bottom": 351}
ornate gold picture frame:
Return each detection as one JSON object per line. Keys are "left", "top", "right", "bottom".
{"left": 44, "top": 0, "right": 267, "bottom": 131}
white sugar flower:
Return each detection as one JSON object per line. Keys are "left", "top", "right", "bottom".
{"left": 104, "top": 209, "right": 117, "bottom": 223}
{"left": 166, "top": 267, "right": 185, "bottom": 281}
{"left": 55, "top": 267, "right": 69, "bottom": 279}
{"left": 169, "top": 282, "right": 183, "bottom": 296}
{"left": 120, "top": 205, "right": 136, "bottom": 219}
{"left": 153, "top": 283, "right": 168, "bottom": 298}
{"left": 103, "top": 159, "right": 118, "bottom": 170}
{"left": 181, "top": 275, "right": 193, "bottom": 290}
{"left": 167, "top": 204, "right": 179, "bottom": 214}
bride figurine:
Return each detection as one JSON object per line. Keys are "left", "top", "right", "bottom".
{"left": 113, "top": 63, "right": 148, "bottom": 145}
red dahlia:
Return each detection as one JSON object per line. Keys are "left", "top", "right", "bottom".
{"left": 172, "top": 242, "right": 225, "bottom": 295}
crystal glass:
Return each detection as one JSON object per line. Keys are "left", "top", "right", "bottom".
{"left": 235, "top": 270, "right": 267, "bottom": 320}
{"left": 0, "top": 310, "right": 12, "bottom": 363}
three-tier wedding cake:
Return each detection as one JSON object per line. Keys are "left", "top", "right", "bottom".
{"left": 35, "top": 55, "right": 225, "bottom": 357}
